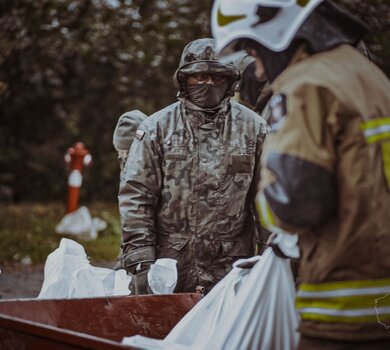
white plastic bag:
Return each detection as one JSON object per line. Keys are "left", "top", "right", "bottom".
{"left": 122, "top": 256, "right": 260, "bottom": 349}
{"left": 38, "top": 238, "right": 90, "bottom": 299}
{"left": 122, "top": 246, "right": 299, "bottom": 349}
{"left": 121, "top": 335, "right": 189, "bottom": 350}
{"left": 148, "top": 258, "right": 177, "bottom": 294}
{"left": 55, "top": 206, "right": 107, "bottom": 240}
{"left": 165, "top": 256, "right": 260, "bottom": 347}
{"left": 68, "top": 265, "right": 107, "bottom": 298}
{"left": 271, "top": 231, "right": 300, "bottom": 258}
{"left": 115, "top": 269, "right": 133, "bottom": 294}
{"left": 38, "top": 238, "right": 131, "bottom": 299}
{"left": 202, "top": 248, "right": 300, "bottom": 350}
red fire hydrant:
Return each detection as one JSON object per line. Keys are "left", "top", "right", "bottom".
{"left": 64, "top": 142, "right": 92, "bottom": 213}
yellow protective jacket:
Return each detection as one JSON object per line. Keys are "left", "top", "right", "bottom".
{"left": 258, "top": 44, "right": 390, "bottom": 341}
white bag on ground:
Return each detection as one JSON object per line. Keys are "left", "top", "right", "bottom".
{"left": 38, "top": 238, "right": 131, "bottom": 299}
{"left": 55, "top": 206, "right": 107, "bottom": 240}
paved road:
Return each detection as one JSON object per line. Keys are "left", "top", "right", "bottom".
{"left": 0, "top": 263, "right": 44, "bottom": 299}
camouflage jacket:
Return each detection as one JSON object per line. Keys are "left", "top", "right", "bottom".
{"left": 119, "top": 99, "right": 268, "bottom": 292}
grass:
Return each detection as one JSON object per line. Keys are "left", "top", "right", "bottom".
{"left": 0, "top": 202, "right": 122, "bottom": 265}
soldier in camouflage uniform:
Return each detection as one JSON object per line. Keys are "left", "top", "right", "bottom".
{"left": 119, "top": 38, "right": 269, "bottom": 294}
{"left": 113, "top": 110, "right": 147, "bottom": 175}
{"left": 112, "top": 110, "right": 147, "bottom": 271}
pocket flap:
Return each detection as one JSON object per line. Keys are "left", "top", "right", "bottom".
{"left": 158, "top": 233, "right": 189, "bottom": 251}
{"left": 221, "top": 240, "right": 253, "bottom": 257}
{"left": 231, "top": 155, "right": 252, "bottom": 173}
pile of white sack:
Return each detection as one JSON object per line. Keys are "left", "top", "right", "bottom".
{"left": 37, "top": 238, "right": 178, "bottom": 299}
{"left": 39, "top": 233, "right": 300, "bottom": 349}
{"left": 37, "top": 238, "right": 131, "bottom": 299}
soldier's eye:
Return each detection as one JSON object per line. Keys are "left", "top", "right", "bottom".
{"left": 212, "top": 74, "right": 227, "bottom": 84}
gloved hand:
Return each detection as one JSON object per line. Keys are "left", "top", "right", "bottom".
{"left": 128, "top": 263, "right": 153, "bottom": 295}
{"left": 266, "top": 232, "right": 300, "bottom": 259}
{"left": 269, "top": 241, "right": 289, "bottom": 259}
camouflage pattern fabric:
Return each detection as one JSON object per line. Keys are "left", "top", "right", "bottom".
{"left": 119, "top": 38, "right": 269, "bottom": 293}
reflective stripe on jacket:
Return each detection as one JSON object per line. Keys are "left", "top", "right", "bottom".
{"left": 258, "top": 44, "right": 390, "bottom": 340}
{"left": 297, "top": 278, "right": 390, "bottom": 324}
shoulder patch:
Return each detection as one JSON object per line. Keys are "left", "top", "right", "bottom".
{"left": 269, "top": 94, "right": 287, "bottom": 132}
{"left": 135, "top": 129, "right": 145, "bottom": 140}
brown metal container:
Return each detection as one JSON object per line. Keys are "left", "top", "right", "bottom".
{"left": 0, "top": 293, "right": 201, "bottom": 350}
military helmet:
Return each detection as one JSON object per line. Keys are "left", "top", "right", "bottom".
{"left": 113, "top": 110, "right": 147, "bottom": 152}
{"left": 174, "top": 38, "right": 239, "bottom": 98}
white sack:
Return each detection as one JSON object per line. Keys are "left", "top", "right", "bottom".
{"left": 55, "top": 206, "right": 107, "bottom": 240}
{"left": 38, "top": 238, "right": 131, "bottom": 299}
{"left": 122, "top": 246, "right": 299, "bottom": 349}
{"left": 202, "top": 248, "right": 300, "bottom": 350}
{"left": 38, "top": 238, "right": 89, "bottom": 299}
{"left": 115, "top": 269, "right": 133, "bottom": 294}
{"left": 165, "top": 256, "right": 260, "bottom": 348}
{"left": 272, "top": 231, "right": 300, "bottom": 258}
{"left": 122, "top": 256, "right": 260, "bottom": 349}
{"left": 121, "top": 335, "right": 189, "bottom": 350}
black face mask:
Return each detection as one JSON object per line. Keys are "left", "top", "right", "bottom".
{"left": 186, "top": 82, "right": 229, "bottom": 109}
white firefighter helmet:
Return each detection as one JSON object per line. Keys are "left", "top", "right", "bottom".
{"left": 211, "top": 0, "right": 323, "bottom": 57}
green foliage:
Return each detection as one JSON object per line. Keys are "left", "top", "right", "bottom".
{"left": 0, "top": 202, "right": 122, "bottom": 264}
{"left": 0, "top": 0, "right": 388, "bottom": 202}
{"left": 335, "top": 0, "right": 390, "bottom": 75}
{"left": 0, "top": 0, "right": 212, "bottom": 202}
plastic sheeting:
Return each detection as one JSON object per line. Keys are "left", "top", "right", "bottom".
{"left": 38, "top": 238, "right": 131, "bottom": 299}
{"left": 122, "top": 247, "right": 299, "bottom": 350}
{"left": 203, "top": 248, "right": 299, "bottom": 350}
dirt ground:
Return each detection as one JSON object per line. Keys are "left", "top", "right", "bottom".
{"left": 0, "top": 263, "right": 45, "bottom": 299}
{"left": 0, "top": 261, "right": 116, "bottom": 299}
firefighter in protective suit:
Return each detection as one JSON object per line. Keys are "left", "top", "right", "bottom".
{"left": 118, "top": 38, "right": 269, "bottom": 294}
{"left": 212, "top": 0, "right": 390, "bottom": 348}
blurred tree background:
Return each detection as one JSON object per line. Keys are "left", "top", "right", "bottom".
{"left": 0, "top": 0, "right": 212, "bottom": 203}
{"left": 0, "top": 0, "right": 389, "bottom": 204}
